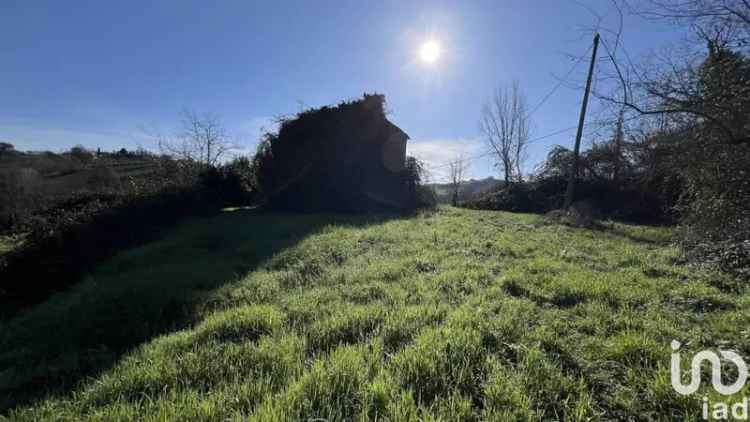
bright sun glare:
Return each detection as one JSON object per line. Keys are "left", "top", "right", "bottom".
{"left": 419, "top": 40, "right": 441, "bottom": 63}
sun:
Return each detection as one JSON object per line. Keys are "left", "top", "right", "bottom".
{"left": 419, "top": 40, "right": 441, "bottom": 63}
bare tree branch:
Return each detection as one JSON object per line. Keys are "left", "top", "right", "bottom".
{"left": 591, "top": 1, "right": 750, "bottom": 146}
{"left": 448, "top": 152, "right": 468, "bottom": 206}
{"left": 479, "top": 81, "right": 531, "bottom": 183}
{"left": 155, "top": 109, "right": 238, "bottom": 166}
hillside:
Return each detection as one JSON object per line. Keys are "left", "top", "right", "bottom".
{"left": 0, "top": 150, "right": 163, "bottom": 231}
{"left": 427, "top": 177, "right": 503, "bottom": 204}
{"left": 1, "top": 207, "right": 745, "bottom": 420}
{"left": 0, "top": 151, "right": 160, "bottom": 184}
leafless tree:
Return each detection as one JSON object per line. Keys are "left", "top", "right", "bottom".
{"left": 590, "top": 0, "right": 750, "bottom": 145}
{"left": 642, "top": 0, "right": 750, "bottom": 47}
{"left": 611, "top": 107, "right": 625, "bottom": 181}
{"left": 480, "top": 81, "right": 530, "bottom": 183}
{"left": 158, "top": 109, "right": 236, "bottom": 166}
{"left": 448, "top": 152, "right": 468, "bottom": 206}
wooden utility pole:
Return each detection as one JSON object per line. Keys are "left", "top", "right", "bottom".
{"left": 564, "top": 33, "right": 600, "bottom": 209}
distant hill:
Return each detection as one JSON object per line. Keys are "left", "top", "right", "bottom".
{"left": 426, "top": 177, "right": 503, "bottom": 204}
{"left": 0, "top": 149, "right": 165, "bottom": 231}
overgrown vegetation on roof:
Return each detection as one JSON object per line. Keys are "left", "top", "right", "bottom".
{"left": 252, "top": 94, "right": 432, "bottom": 212}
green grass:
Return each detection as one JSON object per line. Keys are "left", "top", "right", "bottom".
{"left": 0, "top": 238, "right": 11, "bottom": 255}
{"left": 0, "top": 234, "right": 24, "bottom": 256}
{"left": 1, "top": 207, "right": 748, "bottom": 420}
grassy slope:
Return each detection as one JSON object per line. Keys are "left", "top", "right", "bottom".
{"left": 0, "top": 235, "right": 23, "bottom": 256}
{"left": 2, "top": 207, "right": 748, "bottom": 421}
{"left": 0, "top": 238, "right": 12, "bottom": 256}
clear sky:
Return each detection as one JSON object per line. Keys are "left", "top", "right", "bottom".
{"left": 0, "top": 0, "right": 681, "bottom": 181}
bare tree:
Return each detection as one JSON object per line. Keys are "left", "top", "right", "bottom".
{"left": 642, "top": 0, "right": 750, "bottom": 47}
{"left": 591, "top": 0, "right": 750, "bottom": 146}
{"left": 158, "top": 109, "right": 236, "bottom": 167}
{"left": 448, "top": 152, "right": 468, "bottom": 206}
{"left": 480, "top": 81, "right": 530, "bottom": 183}
{"left": 611, "top": 108, "right": 625, "bottom": 181}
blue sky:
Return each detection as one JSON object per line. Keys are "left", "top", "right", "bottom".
{"left": 0, "top": 0, "right": 681, "bottom": 181}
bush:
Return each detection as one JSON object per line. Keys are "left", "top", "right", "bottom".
{"left": 198, "top": 158, "right": 256, "bottom": 206}
{"left": 69, "top": 145, "right": 93, "bottom": 164}
{"left": 674, "top": 142, "right": 750, "bottom": 278}
{"left": 465, "top": 178, "right": 565, "bottom": 214}
{"left": 415, "top": 185, "right": 438, "bottom": 210}
{"left": 0, "top": 168, "right": 43, "bottom": 229}
{"left": 465, "top": 176, "right": 672, "bottom": 223}
{"left": 545, "top": 201, "right": 601, "bottom": 229}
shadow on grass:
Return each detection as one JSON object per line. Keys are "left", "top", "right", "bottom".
{"left": 596, "top": 222, "right": 671, "bottom": 246}
{"left": 0, "top": 208, "right": 402, "bottom": 413}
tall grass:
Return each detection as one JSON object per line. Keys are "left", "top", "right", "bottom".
{"left": 2, "top": 207, "right": 746, "bottom": 420}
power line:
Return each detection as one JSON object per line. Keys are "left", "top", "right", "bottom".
{"left": 422, "top": 45, "right": 593, "bottom": 175}
{"left": 421, "top": 114, "right": 641, "bottom": 173}
{"left": 420, "top": 40, "right": 642, "bottom": 178}
{"left": 526, "top": 44, "right": 593, "bottom": 118}
{"left": 424, "top": 124, "right": 576, "bottom": 175}
{"left": 421, "top": 124, "right": 579, "bottom": 172}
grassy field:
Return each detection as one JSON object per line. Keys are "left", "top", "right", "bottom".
{"left": 1, "top": 207, "right": 748, "bottom": 420}
{"left": 0, "top": 237, "right": 12, "bottom": 255}
{"left": 0, "top": 235, "right": 23, "bottom": 256}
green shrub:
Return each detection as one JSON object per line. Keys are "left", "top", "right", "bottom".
{"left": 674, "top": 144, "right": 750, "bottom": 279}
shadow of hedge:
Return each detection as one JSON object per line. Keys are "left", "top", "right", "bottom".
{"left": 0, "top": 188, "right": 224, "bottom": 317}
{"left": 0, "top": 208, "right": 400, "bottom": 413}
